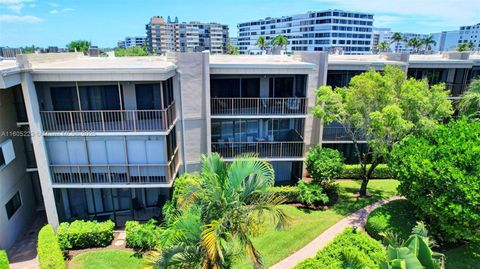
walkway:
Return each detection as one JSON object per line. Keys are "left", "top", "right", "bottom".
{"left": 269, "top": 196, "right": 403, "bottom": 269}
{"left": 7, "top": 211, "right": 46, "bottom": 269}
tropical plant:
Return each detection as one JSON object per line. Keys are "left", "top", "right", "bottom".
{"left": 378, "top": 41, "right": 391, "bottom": 52}
{"left": 297, "top": 181, "right": 329, "bottom": 207}
{"left": 271, "top": 35, "right": 288, "bottom": 51}
{"left": 313, "top": 66, "right": 453, "bottom": 195}
{"left": 422, "top": 35, "right": 437, "bottom": 51}
{"left": 406, "top": 37, "right": 423, "bottom": 53}
{"left": 457, "top": 42, "right": 473, "bottom": 52}
{"left": 458, "top": 78, "right": 480, "bottom": 118}
{"left": 125, "top": 219, "right": 162, "bottom": 250}
{"left": 0, "top": 250, "right": 8, "bottom": 269}
{"left": 66, "top": 40, "right": 91, "bottom": 52}
{"left": 391, "top": 33, "right": 403, "bottom": 52}
{"left": 256, "top": 36, "right": 269, "bottom": 53}
{"left": 146, "top": 153, "right": 289, "bottom": 269}
{"left": 114, "top": 46, "right": 149, "bottom": 57}
{"left": 226, "top": 43, "right": 239, "bottom": 55}
{"left": 389, "top": 119, "right": 480, "bottom": 243}
{"left": 305, "top": 146, "right": 344, "bottom": 185}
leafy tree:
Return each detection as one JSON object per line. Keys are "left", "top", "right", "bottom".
{"left": 422, "top": 35, "right": 437, "bottom": 52}
{"left": 297, "top": 181, "right": 329, "bottom": 208}
{"left": 305, "top": 146, "right": 343, "bottom": 186}
{"left": 226, "top": 43, "right": 239, "bottom": 55}
{"left": 457, "top": 42, "right": 473, "bottom": 52}
{"left": 390, "top": 32, "right": 403, "bottom": 52}
{"left": 458, "top": 79, "right": 480, "bottom": 118}
{"left": 20, "top": 45, "right": 38, "bottom": 54}
{"left": 256, "top": 36, "right": 269, "bottom": 52}
{"left": 377, "top": 41, "right": 391, "bottom": 52}
{"left": 271, "top": 35, "right": 288, "bottom": 51}
{"left": 407, "top": 37, "right": 423, "bottom": 53}
{"left": 67, "top": 40, "right": 91, "bottom": 52}
{"left": 114, "top": 46, "right": 149, "bottom": 57}
{"left": 147, "top": 153, "right": 288, "bottom": 268}
{"left": 389, "top": 119, "right": 480, "bottom": 243}
{"left": 313, "top": 66, "right": 453, "bottom": 196}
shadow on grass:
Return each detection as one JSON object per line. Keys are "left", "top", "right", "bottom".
{"left": 332, "top": 187, "right": 387, "bottom": 216}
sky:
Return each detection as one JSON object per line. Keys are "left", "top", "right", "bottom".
{"left": 0, "top": 0, "right": 479, "bottom": 48}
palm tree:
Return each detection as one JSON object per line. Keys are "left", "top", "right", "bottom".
{"left": 271, "top": 35, "right": 289, "bottom": 53}
{"left": 147, "top": 153, "right": 288, "bottom": 269}
{"left": 458, "top": 79, "right": 480, "bottom": 118}
{"left": 457, "top": 42, "right": 473, "bottom": 52}
{"left": 407, "top": 37, "right": 423, "bottom": 53}
{"left": 377, "top": 41, "right": 390, "bottom": 52}
{"left": 256, "top": 36, "right": 269, "bottom": 54}
{"left": 66, "top": 40, "right": 91, "bottom": 52}
{"left": 391, "top": 32, "right": 403, "bottom": 52}
{"left": 422, "top": 35, "right": 437, "bottom": 52}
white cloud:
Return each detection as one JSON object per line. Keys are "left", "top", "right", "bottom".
{"left": 0, "top": 14, "right": 44, "bottom": 23}
{"left": 49, "top": 8, "right": 73, "bottom": 14}
{"left": 0, "top": 0, "right": 34, "bottom": 13}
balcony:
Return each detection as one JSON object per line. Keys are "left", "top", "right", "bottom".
{"left": 322, "top": 126, "right": 366, "bottom": 142}
{"left": 211, "top": 141, "right": 304, "bottom": 159}
{"left": 40, "top": 102, "right": 176, "bottom": 133}
{"left": 211, "top": 97, "right": 307, "bottom": 116}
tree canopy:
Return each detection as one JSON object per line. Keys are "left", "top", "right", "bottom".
{"left": 67, "top": 40, "right": 91, "bottom": 52}
{"left": 114, "top": 46, "right": 149, "bottom": 57}
{"left": 458, "top": 79, "right": 480, "bottom": 118}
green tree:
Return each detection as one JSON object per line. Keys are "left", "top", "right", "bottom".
{"left": 389, "top": 119, "right": 480, "bottom": 242}
{"left": 407, "top": 37, "right": 423, "bottom": 53}
{"left": 305, "top": 146, "right": 344, "bottom": 186}
{"left": 20, "top": 45, "right": 38, "bottom": 54}
{"left": 377, "top": 41, "right": 391, "bottom": 52}
{"left": 457, "top": 42, "right": 473, "bottom": 51}
{"left": 147, "top": 153, "right": 288, "bottom": 268}
{"left": 114, "top": 46, "right": 149, "bottom": 57}
{"left": 271, "top": 35, "right": 288, "bottom": 51}
{"left": 66, "top": 40, "right": 91, "bottom": 52}
{"left": 226, "top": 43, "right": 239, "bottom": 55}
{"left": 458, "top": 78, "right": 480, "bottom": 118}
{"left": 391, "top": 32, "right": 403, "bottom": 52}
{"left": 422, "top": 35, "right": 437, "bottom": 52}
{"left": 312, "top": 66, "right": 453, "bottom": 196}
{"left": 256, "top": 35, "right": 269, "bottom": 53}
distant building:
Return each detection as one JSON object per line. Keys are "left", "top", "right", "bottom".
{"left": 237, "top": 10, "right": 374, "bottom": 55}
{"left": 0, "top": 47, "right": 21, "bottom": 59}
{"left": 125, "top": 36, "right": 146, "bottom": 48}
{"left": 146, "top": 16, "right": 229, "bottom": 54}
{"left": 431, "top": 30, "right": 460, "bottom": 52}
{"left": 372, "top": 29, "right": 429, "bottom": 53}
{"left": 88, "top": 46, "right": 100, "bottom": 57}
{"left": 371, "top": 28, "right": 392, "bottom": 52}
{"left": 229, "top": 37, "right": 238, "bottom": 47}
{"left": 117, "top": 40, "right": 126, "bottom": 49}
{"left": 458, "top": 23, "right": 480, "bottom": 51}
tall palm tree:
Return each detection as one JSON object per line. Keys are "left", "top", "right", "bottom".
{"left": 377, "top": 41, "right": 390, "bottom": 52}
{"left": 422, "top": 35, "right": 437, "bottom": 52}
{"left": 407, "top": 37, "right": 423, "bottom": 53}
{"left": 391, "top": 32, "right": 403, "bottom": 52}
{"left": 256, "top": 36, "right": 268, "bottom": 53}
{"left": 271, "top": 35, "right": 289, "bottom": 52}
{"left": 458, "top": 79, "right": 480, "bottom": 118}
{"left": 147, "top": 153, "right": 288, "bottom": 269}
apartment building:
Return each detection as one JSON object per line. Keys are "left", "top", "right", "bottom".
{"left": 117, "top": 36, "right": 147, "bottom": 49}
{"left": 459, "top": 23, "right": 480, "bottom": 51}
{"left": 237, "top": 10, "right": 374, "bottom": 55}
{"left": 1, "top": 51, "right": 479, "bottom": 248}
{"left": 146, "top": 16, "right": 229, "bottom": 54}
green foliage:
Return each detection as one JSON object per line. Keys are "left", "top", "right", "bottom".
{"left": 378, "top": 41, "right": 391, "bottom": 52}
{"left": 306, "top": 146, "right": 344, "bottom": 185}
{"left": 114, "top": 47, "right": 149, "bottom": 57}
{"left": 341, "top": 164, "right": 393, "bottom": 179}
{"left": 226, "top": 43, "right": 239, "bottom": 55}
{"left": 37, "top": 224, "right": 66, "bottom": 269}
{"left": 20, "top": 45, "right": 38, "bottom": 54}
{"left": 457, "top": 42, "right": 473, "bottom": 52}
{"left": 268, "top": 186, "right": 300, "bottom": 203}
{"left": 256, "top": 36, "right": 268, "bottom": 51}
{"left": 57, "top": 220, "right": 115, "bottom": 250}
{"left": 66, "top": 40, "right": 91, "bottom": 52}
{"left": 125, "top": 219, "right": 162, "bottom": 250}
{"left": 0, "top": 250, "right": 8, "bottom": 269}
{"left": 422, "top": 35, "right": 437, "bottom": 51}
{"left": 389, "top": 119, "right": 480, "bottom": 243}
{"left": 458, "top": 79, "right": 480, "bottom": 118}
{"left": 297, "top": 181, "right": 329, "bottom": 207}
{"left": 271, "top": 35, "right": 288, "bottom": 49}
{"left": 295, "top": 228, "right": 385, "bottom": 269}
{"left": 365, "top": 199, "right": 417, "bottom": 242}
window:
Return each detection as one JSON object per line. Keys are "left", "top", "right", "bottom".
{"left": 5, "top": 192, "right": 22, "bottom": 219}
{"left": 0, "top": 139, "right": 15, "bottom": 169}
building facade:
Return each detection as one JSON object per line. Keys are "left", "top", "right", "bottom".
{"left": 458, "top": 23, "right": 480, "bottom": 51}
{"left": 146, "top": 16, "right": 229, "bottom": 54}
{"left": 237, "top": 10, "right": 374, "bottom": 55}
{"left": 118, "top": 36, "right": 147, "bottom": 49}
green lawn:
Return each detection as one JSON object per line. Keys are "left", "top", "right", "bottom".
{"left": 234, "top": 179, "right": 399, "bottom": 268}
{"left": 69, "top": 250, "right": 143, "bottom": 269}
{"left": 445, "top": 243, "right": 480, "bottom": 269}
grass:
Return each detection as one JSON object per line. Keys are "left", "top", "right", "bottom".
{"left": 445, "top": 243, "right": 480, "bottom": 269}
{"left": 68, "top": 250, "right": 143, "bottom": 269}
{"left": 234, "top": 179, "right": 399, "bottom": 268}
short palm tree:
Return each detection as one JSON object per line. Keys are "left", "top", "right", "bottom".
{"left": 271, "top": 35, "right": 288, "bottom": 52}
{"left": 377, "top": 41, "right": 390, "bottom": 52}
{"left": 146, "top": 153, "right": 288, "bottom": 269}
{"left": 457, "top": 42, "right": 473, "bottom": 52}
{"left": 422, "top": 35, "right": 437, "bottom": 52}
{"left": 256, "top": 36, "right": 268, "bottom": 53}
{"left": 390, "top": 32, "right": 403, "bottom": 52}
{"left": 458, "top": 79, "right": 480, "bottom": 118}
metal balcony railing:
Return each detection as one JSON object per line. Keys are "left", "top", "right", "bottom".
{"left": 50, "top": 149, "right": 180, "bottom": 185}
{"left": 40, "top": 102, "right": 176, "bottom": 132}
{"left": 211, "top": 141, "right": 304, "bottom": 158}
{"left": 211, "top": 98, "right": 307, "bottom": 116}
{"left": 322, "top": 127, "right": 353, "bottom": 141}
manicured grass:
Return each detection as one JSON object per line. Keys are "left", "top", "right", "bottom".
{"left": 235, "top": 179, "right": 399, "bottom": 268}
{"left": 445, "top": 243, "right": 480, "bottom": 269}
{"left": 69, "top": 250, "right": 143, "bottom": 269}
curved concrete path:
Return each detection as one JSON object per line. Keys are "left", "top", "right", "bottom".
{"left": 270, "top": 196, "right": 403, "bottom": 269}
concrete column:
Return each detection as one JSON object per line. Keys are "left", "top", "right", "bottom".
{"left": 20, "top": 72, "right": 59, "bottom": 228}
{"left": 203, "top": 51, "right": 212, "bottom": 154}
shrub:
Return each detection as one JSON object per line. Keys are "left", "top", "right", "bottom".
{"left": 306, "top": 146, "right": 344, "bottom": 185}
{"left": 37, "top": 224, "right": 65, "bottom": 269}
{"left": 389, "top": 119, "right": 480, "bottom": 242}
{"left": 267, "top": 186, "right": 300, "bottom": 203}
{"left": 297, "top": 181, "right": 329, "bottom": 207}
{"left": 295, "top": 228, "right": 385, "bottom": 269}
{"left": 365, "top": 199, "right": 417, "bottom": 242}
{"left": 125, "top": 219, "right": 162, "bottom": 250}
{"left": 0, "top": 250, "right": 8, "bottom": 269}
{"left": 341, "top": 163, "right": 393, "bottom": 179}
{"left": 57, "top": 220, "right": 115, "bottom": 250}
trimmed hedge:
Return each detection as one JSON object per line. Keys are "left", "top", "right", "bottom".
{"left": 365, "top": 199, "right": 417, "bottom": 242}
{"left": 37, "top": 224, "right": 65, "bottom": 269}
{"left": 295, "top": 228, "right": 385, "bottom": 269}
{"left": 0, "top": 250, "right": 8, "bottom": 269}
{"left": 125, "top": 219, "right": 162, "bottom": 250}
{"left": 341, "top": 164, "right": 393, "bottom": 179}
{"left": 57, "top": 220, "right": 115, "bottom": 250}
{"left": 268, "top": 186, "right": 300, "bottom": 203}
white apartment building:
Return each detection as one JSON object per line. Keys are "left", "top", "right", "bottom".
{"left": 372, "top": 29, "right": 429, "bottom": 53}
{"left": 459, "top": 23, "right": 480, "bottom": 51}
{"left": 146, "top": 16, "right": 229, "bottom": 54}
{"left": 431, "top": 30, "right": 461, "bottom": 52}
{"left": 237, "top": 10, "right": 374, "bottom": 55}
{"left": 371, "top": 28, "right": 392, "bottom": 52}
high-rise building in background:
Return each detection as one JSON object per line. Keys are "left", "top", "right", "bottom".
{"left": 124, "top": 36, "right": 146, "bottom": 48}
{"left": 229, "top": 37, "right": 239, "bottom": 47}
{"left": 0, "top": 47, "right": 21, "bottom": 59}
{"left": 145, "top": 16, "right": 229, "bottom": 54}
{"left": 431, "top": 30, "right": 460, "bottom": 52}
{"left": 237, "top": 10, "right": 374, "bottom": 55}
{"left": 458, "top": 23, "right": 480, "bottom": 51}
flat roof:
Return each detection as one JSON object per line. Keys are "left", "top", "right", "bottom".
{"left": 209, "top": 55, "right": 316, "bottom": 69}
{"left": 0, "top": 60, "right": 20, "bottom": 73}
{"left": 328, "top": 54, "right": 406, "bottom": 65}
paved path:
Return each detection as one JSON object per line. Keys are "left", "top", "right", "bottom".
{"left": 269, "top": 196, "right": 403, "bottom": 269}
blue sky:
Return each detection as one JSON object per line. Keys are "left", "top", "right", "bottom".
{"left": 0, "top": 0, "right": 479, "bottom": 47}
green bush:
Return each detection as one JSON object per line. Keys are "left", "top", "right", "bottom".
{"left": 37, "top": 224, "right": 65, "bottom": 269}
{"left": 389, "top": 119, "right": 480, "bottom": 242}
{"left": 125, "top": 219, "right": 162, "bottom": 250}
{"left": 365, "top": 199, "right": 417, "bottom": 242}
{"left": 0, "top": 250, "right": 8, "bottom": 269}
{"left": 295, "top": 228, "right": 385, "bottom": 269}
{"left": 57, "top": 220, "right": 115, "bottom": 250}
{"left": 267, "top": 186, "right": 300, "bottom": 203}
{"left": 306, "top": 146, "right": 344, "bottom": 184}
{"left": 297, "top": 181, "right": 329, "bottom": 207}
{"left": 341, "top": 163, "right": 393, "bottom": 179}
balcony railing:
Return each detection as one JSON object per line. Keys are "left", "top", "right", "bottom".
{"left": 211, "top": 141, "right": 304, "bottom": 158}
{"left": 322, "top": 127, "right": 366, "bottom": 141}
{"left": 40, "top": 102, "right": 176, "bottom": 133}
{"left": 211, "top": 98, "right": 307, "bottom": 116}
{"left": 50, "top": 150, "right": 180, "bottom": 185}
